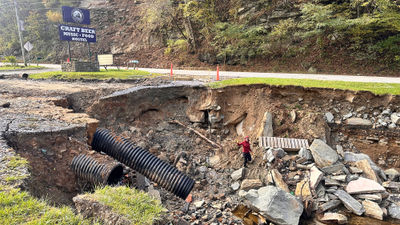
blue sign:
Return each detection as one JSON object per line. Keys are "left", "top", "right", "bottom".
{"left": 62, "top": 6, "right": 90, "bottom": 25}
{"left": 59, "top": 24, "right": 96, "bottom": 43}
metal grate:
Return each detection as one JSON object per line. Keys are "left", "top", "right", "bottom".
{"left": 259, "top": 136, "right": 309, "bottom": 151}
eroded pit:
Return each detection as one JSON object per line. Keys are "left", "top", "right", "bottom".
{"left": 1, "top": 78, "right": 400, "bottom": 224}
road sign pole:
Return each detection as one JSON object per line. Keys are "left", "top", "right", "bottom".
{"left": 67, "top": 41, "right": 72, "bottom": 62}
{"left": 87, "top": 42, "right": 91, "bottom": 62}
{"left": 13, "top": 0, "right": 26, "bottom": 66}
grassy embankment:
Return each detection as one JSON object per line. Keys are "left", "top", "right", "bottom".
{"left": 0, "top": 65, "right": 44, "bottom": 70}
{"left": 30, "top": 69, "right": 159, "bottom": 80}
{"left": 1, "top": 152, "right": 164, "bottom": 224}
{"left": 209, "top": 77, "right": 400, "bottom": 95}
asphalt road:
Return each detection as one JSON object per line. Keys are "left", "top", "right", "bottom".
{"left": 2, "top": 63, "right": 400, "bottom": 84}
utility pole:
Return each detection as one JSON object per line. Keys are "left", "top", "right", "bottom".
{"left": 13, "top": 0, "right": 26, "bottom": 66}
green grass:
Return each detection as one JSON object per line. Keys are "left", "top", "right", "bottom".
{"left": 30, "top": 69, "right": 156, "bottom": 80}
{"left": 7, "top": 156, "right": 28, "bottom": 169}
{"left": 209, "top": 77, "right": 400, "bottom": 95}
{"left": 0, "top": 188, "right": 96, "bottom": 225}
{"left": 0, "top": 65, "right": 44, "bottom": 70}
{"left": 89, "top": 186, "right": 165, "bottom": 225}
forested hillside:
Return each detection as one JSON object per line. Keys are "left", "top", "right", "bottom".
{"left": 1, "top": 0, "right": 400, "bottom": 75}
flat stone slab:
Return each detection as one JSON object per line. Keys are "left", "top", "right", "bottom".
{"left": 319, "top": 200, "right": 341, "bottom": 212}
{"left": 345, "top": 118, "right": 372, "bottom": 127}
{"left": 363, "top": 200, "right": 383, "bottom": 220}
{"left": 271, "top": 169, "right": 290, "bottom": 192}
{"left": 310, "top": 166, "right": 323, "bottom": 190}
{"left": 345, "top": 177, "right": 385, "bottom": 194}
{"left": 240, "top": 179, "right": 263, "bottom": 191}
{"left": 320, "top": 213, "right": 348, "bottom": 224}
{"left": 335, "top": 190, "right": 365, "bottom": 216}
{"left": 355, "top": 159, "right": 378, "bottom": 182}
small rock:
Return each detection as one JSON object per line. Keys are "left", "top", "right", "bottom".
{"left": 388, "top": 203, "right": 400, "bottom": 220}
{"left": 363, "top": 200, "right": 383, "bottom": 220}
{"left": 271, "top": 169, "right": 290, "bottom": 192}
{"left": 324, "top": 178, "right": 340, "bottom": 186}
{"left": 231, "top": 168, "right": 245, "bottom": 181}
{"left": 343, "top": 112, "right": 353, "bottom": 119}
{"left": 356, "top": 194, "right": 382, "bottom": 202}
{"left": 193, "top": 200, "right": 205, "bottom": 209}
{"left": 240, "top": 179, "right": 263, "bottom": 191}
{"left": 310, "top": 166, "right": 324, "bottom": 190}
{"left": 336, "top": 145, "right": 344, "bottom": 157}
{"left": 231, "top": 182, "right": 240, "bottom": 191}
{"left": 325, "top": 112, "right": 334, "bottom": 123}
{"left": 320, "top": 212, "right": 348, "bottom": 224}
{"left": 345, "top": 177, "right": 385, "bottom": 194}
{"left": 298, "top": 148, "right": 313, "bottom": 161}
{"left": 290, "top": 110, "right": 296, "bottom": 123}
{"left": 331, "top": 175, "right": 346, "bottom": 182}
{"left": 335, "top": 190, "right": 365, "bottom": 216}
{"left": 238, "top": 190, "right": 247, "bottom": 197}
{"left": 1, "top": 102, "right": 10, "bottom": 108}
{"left": 349, "top": 166, "right": 363, "bottom": 174}
{"left": 383, "top": 181, "right": 400, "bottom": 190}
{"left": 385, "top": 168, "right": 400, "bottom": 181}
{"left": 309, "top": 139, "right": 339, "bottom": 168}
{"left": 391, "top": 113, "right": 400, "bottom": 125}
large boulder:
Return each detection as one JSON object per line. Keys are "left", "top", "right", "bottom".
{"left": 309, "top": 139, "right": 339, "bottom": 168}
{"left": 250, "top": 186, "right": 303, "bottom": 225}
{"left": 258, "top": 111, "right": 273, "bottom": 137}
{"left": 344, "top": 152, "right": 386, "bottom": 180}
{"left": 231, "top": 168, "right": 246, "bottom": 181}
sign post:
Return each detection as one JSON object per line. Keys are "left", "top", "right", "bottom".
{"left": 23, "top": 41, "right": 33, "bottom": 65}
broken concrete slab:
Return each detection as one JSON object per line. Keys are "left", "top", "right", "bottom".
{"left": 251, "top": 186, "right": 303, "bottom": 225}
{"left": 319, "top": 200, "right": 341, "bottom": 212}
{"left": 346, "top": 177, "right": 385, "bottom": 194}
{"left": 240, "top": 179, "right": 263, "bottom": 191}
{"left": 320, "top": 212, "right": 348, "bottom": 224}
{"left": 355, "top": 159, "right": 378, "bottom": 182}
{"left": 295, "top": 179, "right": 311, "bottom": 197}
{"left": 231, "top": 168, "right": 245, "bottom": 181}
{"left": 335, "top": 190, "right": 365, "bottom": 216}
{"left": 258, "top": 111, "right": 273, "bottom": 137}
{"left": 310, "top": 166, "right": 324, "bottom": 190}
{"left": 345, "top": 118, "right": 372, "bottom": 127}
{"left": 362, "top": 200, "right": 383, "bottom": 220}
{"left": 309, "top": 139, "right": 339, "bottom": 168}
{"left": 271, "top": 169, "right": 290, "bottom": 192}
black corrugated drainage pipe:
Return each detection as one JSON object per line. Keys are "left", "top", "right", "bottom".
{"left": 91, "top": 128, "right": 195, "bottom": 200}
{"left": 71, "top": 154, "right": 124, "bottom": 185}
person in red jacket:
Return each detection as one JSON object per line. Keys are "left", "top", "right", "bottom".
{"left": 237, "top": 136, "right": 252, "bottom": 168}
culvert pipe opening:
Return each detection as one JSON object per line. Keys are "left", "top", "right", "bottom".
{"left": 91, "top": 128, "right": 195, "bottom": 200}
{"left": 71, "top": 154, "right": 124, "bottom": 186}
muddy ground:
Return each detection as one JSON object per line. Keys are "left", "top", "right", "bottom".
{"left": 0, "top": 76, "right": 399, "bottom": 224}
